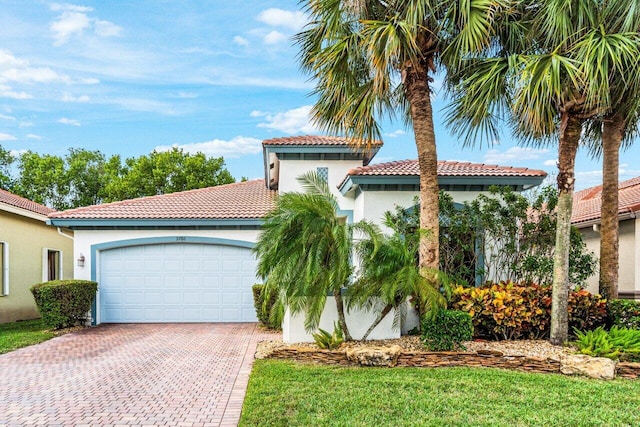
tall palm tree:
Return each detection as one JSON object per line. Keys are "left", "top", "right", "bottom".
{"left": 296, "top": 0, "right": 501, "bottom": 276}
{"left": 576, "top": 2, "right": 640, "bottom": 299}
{"left": 444, "top": 0, "right": 630, "bottom": 344}
{"left": 254, "top": 171, "right": 376, "bottom": 341}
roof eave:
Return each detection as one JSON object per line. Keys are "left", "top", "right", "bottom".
{"left": 1, "top": 203, "right": 50, "bottom": 222}
{"left": 48, "top": 217, "right": 265, "bottom": 229}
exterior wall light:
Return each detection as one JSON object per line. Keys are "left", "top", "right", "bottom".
{"left": 77, "top": 254, "right": 85, "bottom": 267}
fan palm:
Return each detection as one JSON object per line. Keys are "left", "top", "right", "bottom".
{"left": 296, "top": 0, "right": 503, "bottom": 276}
{"left": 254, "top": 171, "right": 376, "bottom": 341}
{"left": 444, "top": 0, "right": 640, "bottom": 343}
{"left": 349, "top": 218, "right": 448, "bottom": 341}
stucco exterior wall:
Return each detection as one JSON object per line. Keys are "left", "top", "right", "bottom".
{"left": 579, "top": 219, "right": 636, "bottom": 297}
{"left": 0, "top": 211, "right": 74, "bottom": 323}
{"left": 277, "top": 159, "right": 363, "bottom": 211}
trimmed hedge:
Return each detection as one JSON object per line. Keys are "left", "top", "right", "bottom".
{"left": 252, "top": 284, "right": 281, "bottom": 330}
{"left": 450, "top": 282, "right": 607, "bottom": 340}
{"left": 421, "top": 310, "right": 473, "bottom": 351}
{"left": 30, "top": 280, "right": 97, "bottom": 329}
{"left": 608, "top": 299, "right": 640, "bottom": 329}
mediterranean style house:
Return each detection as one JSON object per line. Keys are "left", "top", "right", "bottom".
{"left": 48, "top": 136, "right": 546, "bottom": 340}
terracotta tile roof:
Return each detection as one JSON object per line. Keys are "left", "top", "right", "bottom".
{"left": 346, "top": 159, "right": 548, "bottom": 178}
{"left": 0, "top": 188, "right": 56, "bottom": 216}
{"left": 49, "top": 180, "right": 276, "bottom": 220}
{"left": 572, "top": 176, "right": 640, "bottom": 226}
{"left": 262, "top": 135, "right": 383, "bottom": 147}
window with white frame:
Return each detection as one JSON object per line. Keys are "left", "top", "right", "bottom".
{"left": 42, "top": 248, "right": 63, "bottom": 282}
{"left": 0, "top": 241, "right": 8, "bottom": 296}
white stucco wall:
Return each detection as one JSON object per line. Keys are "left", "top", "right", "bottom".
{"left": 72, "top": 229, "right": 261, "bottom": 281}
{"left": 277, "top": 159, "right": 363, "bottom": 212}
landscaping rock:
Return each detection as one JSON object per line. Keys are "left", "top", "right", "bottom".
{"left": 560, "top": 354, "right": 616, "bottom": 380}
{"left": 346, "top": 345, "right": 403, "bottom": 367}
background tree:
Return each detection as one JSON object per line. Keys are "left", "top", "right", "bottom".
{"left": 103, "top": 148, "right": 234, "bottom": 201}
{"left": 296, "top": 0, "right": 500, "bottom": 276}
{"left": 13, "top": 151, "right": 69, "bottom": 210}
{"left": 0, "top": 145, "right": 14, "bottom": 189}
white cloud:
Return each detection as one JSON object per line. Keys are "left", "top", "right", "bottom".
{"left": 384, "top": 129, "right": 406, "bottom": 138}
{"left": 49, "top": 4, "right": 122, "bottom": 45}
{"left": 254, "top": 105, "right": 318, "bottom": 134}
{"left": 0, "top": 85, "right": 32, "bottom": 99}
{"left": 0, "top": 133, "right": 17, "bottom": 141}
{"left": 155, "top": 136, "right": 262, "bottom": 158}
{"left": 26, "top": 134, "right": 43, "bottom": 140}
{"left": 543, "top": 159, "right": 557, "bottom": 167}
{"left": 50, "top": 11, "right": 92, "bottom": 45}
{"left": 94, "top": 20, "right": 123, "bottom": 37}
{"left": 233, "top": 36, "right": 249, "bottom": 47}
{"left": 109, "top": 97, "right": 176, "bottom": 115}
{"left": 483, "top": 147, "right": 550, "bottom": 165}
{"left": 19, "top": 121, "right": 34, "bottom": 128}
{"left": 9, "top": 149, "right": 27, "bottom": 157}
{"left": 61, "top": 92, "right": 90, "bottom": 102}
{"left": 0, "top": 113, "right": 16, "bottom": 121}
{"left": 263, "top": 30, "right": 287, "bottom": 45}
{"left": 173, "top": 91, "right": 198, "bottom": 99}
{"left": 57, "top": 117, "right": 80, "bottom": 126}
{"left": 257, "top": 8, "right": 308, "bottom": 31}
{"left": 0, "top": 51, "right": 94, "bottom": 86}
{"left": 50, "top": 3, "right": 93, "bottom": 13}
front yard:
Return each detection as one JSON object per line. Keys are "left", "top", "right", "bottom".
{"left": 240, "top": 359, "right": 640, "bottom": 426}
{"left": 0, "top": 319, "right": 55, "bottom": 354}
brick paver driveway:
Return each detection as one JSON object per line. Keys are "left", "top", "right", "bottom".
{"left": 0, "top": 323, "right": 274, "bottom": 427}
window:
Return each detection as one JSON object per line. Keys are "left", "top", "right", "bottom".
{"left": 0, "top": 241, "right": 8, "bottom": 296}
{"left": 317, "top": 167, "right": 329, "bottom": 182}
{"left": 42, "top": 248, "right": 63, "bottom": 282}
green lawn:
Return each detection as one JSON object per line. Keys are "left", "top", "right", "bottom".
{"left": 240, "top": 359, "right": 640, "bottom": 427}
{"left": 0, "top": 319, "right": 55, "bottom": 354}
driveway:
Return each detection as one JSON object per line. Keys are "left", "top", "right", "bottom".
{"left": 0, "top": 323, "right": 274, "bottom": 427}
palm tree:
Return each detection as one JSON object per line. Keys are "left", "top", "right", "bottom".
{"left": 576, "top": 3, "right": 640, "bottom": 300}
{"left": 444, "top": 0, "right": 630, "bottom": 344}
{"left": 296, "top": 0, "right": 501, "bottom": 276}
{"left": 349, "top": 217, "right": 447, "bottom": 341}
{"left": 254, "top": 171, "right": 376, "bottom": 341}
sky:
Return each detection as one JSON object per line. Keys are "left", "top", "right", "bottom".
{"left": 1, "top": 1, "right": 639, "bottom": 190}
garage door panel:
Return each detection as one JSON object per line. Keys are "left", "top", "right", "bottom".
{"left": 99, "top": 242, "right": 258, "bottom": 323}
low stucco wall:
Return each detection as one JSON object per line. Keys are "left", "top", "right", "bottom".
{"left": 282, "top": 300, "right": 420, "bottom": 343}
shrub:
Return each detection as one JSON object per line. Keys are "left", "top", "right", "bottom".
{"left": 421, "top": 310, "right": 473, "bottom": 351}
{"left": 252, "top": 284, "right": 281, "bottom": 330}
{"left": 313, "top": 323, "right": 344, "bottom": 350}
{"left": 608, "top": 299, "right": 640, "bottom": 329}
{"left": 573, "top": 326, "right": 640, "bottom": 362}
{"left": 30, "top": 280, "right": 97, "bottom": 329}
{"left": 450, "top": 282, "right": 607, "bottom": 340}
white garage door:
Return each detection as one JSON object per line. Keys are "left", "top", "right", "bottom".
{"left": 99, "top": 243, "right": 258, "bottom": 323}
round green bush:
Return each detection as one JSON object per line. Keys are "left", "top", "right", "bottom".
{"left": 421, "top": 309, "right": 473, "bottom": 351}
{"left": 30, "top": 280, "right": 97, "bottom": 329}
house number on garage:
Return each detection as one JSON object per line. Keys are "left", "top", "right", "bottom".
{"left": 175, "top": 236, "right": 187, "bottom": 241}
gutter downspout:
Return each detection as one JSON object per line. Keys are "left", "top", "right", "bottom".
{"left": 1, "top": 241, "right": 8, "bottom": 296}
{"left": 57, "top": 227, "right": 74, "bottom": 240}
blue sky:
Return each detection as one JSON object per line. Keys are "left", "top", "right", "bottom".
{"left": 0, "top": 1, "right": 638, "bottom": 190}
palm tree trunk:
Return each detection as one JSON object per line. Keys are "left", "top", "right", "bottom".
{"left": 599, "top": 116, "right": 625, "bottom": 300}
{"left": 334, "top": 290, "right": 352, "bottom": 341}
{"left": 404, "top": 53, "right": 439, "bottom": 274}
{"left": 550, "top": 114, "right": 581, "bottom": 345}
{"left": 361, "top": 303, "right": 393, "bottom": 342}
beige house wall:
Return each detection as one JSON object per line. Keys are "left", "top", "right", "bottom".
{"left": 579, "top": 218, "right": 637, "bottom": 298}
{"left": 0, "top": 210, "right": 74, "bottom": 323}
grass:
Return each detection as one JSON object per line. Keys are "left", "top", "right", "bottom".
{"left": 0, "top": 318, "right": 55, "bottom": 354}
{"left": 240, "top": 359, "right": 640, "bottom": 427}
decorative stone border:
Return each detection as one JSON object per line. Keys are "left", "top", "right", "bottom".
{"left": 267, "top": 347, "right": 640, "bottom": 379}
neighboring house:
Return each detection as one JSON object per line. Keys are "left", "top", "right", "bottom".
{"left": 572, "top": 177, "right": 640, "bottom": 300}
{"left": 49, "top": 136, "right": 546, "bottom": 332}
{"left": 0, "top": 189, "right": 74, "bottom": 323}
